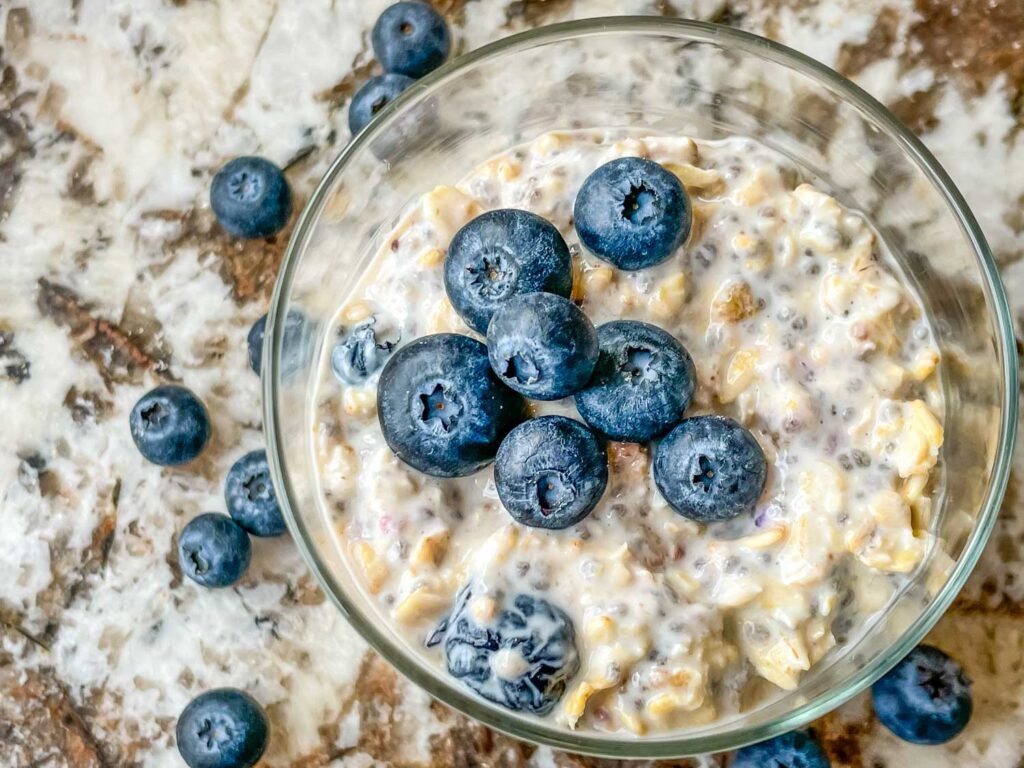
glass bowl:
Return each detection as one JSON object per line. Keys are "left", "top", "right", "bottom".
{"left": 264, "top": 17, "right": 1017, "bottom": 758}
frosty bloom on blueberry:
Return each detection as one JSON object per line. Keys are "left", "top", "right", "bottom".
{"left": 176, "top": 688, "right": 268, "bottom": 768}
{"left": 372, "top": 1, "right": 451, "bottom": 79}
{"left": 130, "top": 385, "right": 211, "bottom": 466}
{"left": 444, "top": 209, "right": 573, "bottom": 334}
{"left": 377, "top": 333, "right": 527, "bottom": 477}
{"left": 210, "top": 156, "right": 291, "bottom": 239}
{"left": 574, "top": 156, "right": 691, "bottom": 270}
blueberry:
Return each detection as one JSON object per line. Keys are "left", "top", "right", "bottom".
{"left": 331, "top": 318, "right": 397, "bottom": 384}
{"left": 872, "top": 644, "right": 972, "bottom": 745}
{"left": 732, "top": 731, "right": 830, "bottom": 768}
{"left": 653, "top": 415, "right": 766, "bottom": 522}
{"left": 348, "top": 73, "right": 416, "bottom": 135}
{"left": 444, "top": 209, "right": 573, "bottom": 334}
{"left": 247, "top": 310, "right": 308, "bottom": 376}
{"left": 176, "top": 688, "right": 268, "bottom": 768}
{"left": 372, "top": 1, "right": 451, "bottom": 78}
{"left": 210, "top": 156, "right": 291, "bottom": 239}
{"left": 130, "top": 385, "right": 211, "bottom": 466}
{"left": 574, "top": 157, "right": 691, "bottom": 270}
{"left": 487, "top": 293, "right": 598, "bottom": 401}
{"left": 495, "top": 416, "right": 607, "bottom": 529}
{"left": 225, "top": 450, "right": 286, "bottom": 537}
{"left": 377, "top": 334, "right": 527, "bottom": 477}
{"left": 427, "top": 587, "right": 579, "bottom": 715}
{"left": 178, "top": 513, "right": 251, "bottom": 589}
{"left": 575, "top": 321, "right": 695, "bottom": 442}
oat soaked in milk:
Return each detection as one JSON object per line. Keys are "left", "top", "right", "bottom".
{"left": 311, "top": 131, "right": 944, "bottom": 735}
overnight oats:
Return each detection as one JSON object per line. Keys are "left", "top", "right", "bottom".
{"left": 310, "top": 130, "right": 945, "bottom": 735}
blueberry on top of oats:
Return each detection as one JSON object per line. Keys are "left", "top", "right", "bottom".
{"left": 176, "top": 688, "right": 268, "bottom": 768}
{"left": 210, "top": 156, "right": 291, "bottom": 239}
{"left": 372, "top": 1, "right": 451, "bottom": 79}
{"left": 331, "top": 318, "right": 397, "bottom": 384}
{"left": 348, "top": 73, "right": 416, "bottom": 135}
{"left": 130, "top": 385, "right": 211, "bottom": 466}
{"left": 495, "top": 415, "right": 608, "bottom": 529}
{"left": 444, "top": 209, "right": 573, "bottom": 334}
{"left": 574, "top": 156, "right": 691, "bottom": 270}
{"left": 178, "top": 513, "right": 252, "bottom": 589}
{"left": 377, "top": 333, "right": 527, "bottom": 477}
{"left": 732, "top": 730, "right": 830, "bottom": 768}
{"left": 225, "top": 450, "right": 286, "bottom": 538}
{"left": 653, "top": 415, "right": 766, "bottom": 522}
{"left": 872, "top": 644, "right": 972, "bottom": 745}
{"left": 486, "top": 292, "right": 598, "bottom": 401}
{"left": 576, "top": 320, "right": 696, "bottom": 443}
{"left": 427, "top": 586, "right": 579, "bottom": 715}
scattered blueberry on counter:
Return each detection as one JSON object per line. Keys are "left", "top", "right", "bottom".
{"left": 574, "top": 156, "right": 691, "bottom": 270}
{"left": 178, "top": 513, "right": 252, "bottom": 588}
{"left": 348, "top": 73, "right": 416, "bottom": 135}
{"left": 247, "top": 309, "right": 310, "bottom": 378}
{"left": 372, "top": 1, "right": 451, "bottom": 79}
{"left": 495, "top": 415, "right": 608, "bottom": 529}
{"left": 872, "top": 644, "right": 972, "bottom": 745}
{"left": 225, "top": 450, "right": 286, "bottom": 538}
{"left": 130, "top": 385, "right": 211, "bottom": 466}
{"left": 444, "top": 208, "right": 573, "bottom": 334}
{"left": 575, "top": 320, "right": 696, "bottom": 443}
{"left": 210, "top": 156, "right": 292, "bottom": 239}
{"left": 732, "top": 730, "right": 830, "bottom": 768}
{"left": 331, "top": 318, "right": 397, "bottom": 384}
{"left": 377, "top": 333, "right": 527, "bottom": 477}
{"left": 427, "top": 586, "right": 579, "bottom": 715}
{"left": 486, "top": 292, "right": 599, "bottom": 401}
{"left": 176, "top": 688, "right": 269, "bottom": 768}
{"left": 654, "top": 415, "right": 767, "bottom": 522}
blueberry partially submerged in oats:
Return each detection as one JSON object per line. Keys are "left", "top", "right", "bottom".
{"left": 331, "top": 318, "right": 397, "bottom": 384}
{"left": 428, "top": 586, "right": 579, "bottom": 715}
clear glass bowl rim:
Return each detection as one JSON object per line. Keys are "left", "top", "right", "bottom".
{"left": 264, "top": 16, "right": 1018, "bottom": 758}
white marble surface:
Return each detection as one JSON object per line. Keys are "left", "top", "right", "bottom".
{"left": 1, "top": 1, "right": 1022, "bottom": 765}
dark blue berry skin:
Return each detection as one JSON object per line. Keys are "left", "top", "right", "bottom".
{"left": 575, "top": 321, "right": 695, "bottom": 442}
{"left": 178, "top": 513, "right": 252, "bottom": 589}
{"left": 872, "top": 645, "right": 972, "bottom": 745}
{"left": 444, "top": 209, "right": 573, "bottom": 334}
{"left": 377, "top": 334, "right": 527, "bottom": 477}
{"left": 247, "top": 311, "right": 308, "bottom": 376}
{"left": 495, "top": 416, "right": 608, "bottom": 529}
{"left": 372, "top": 1, "right": 451, "bottom": 78}
{"left": 130, "top": 385, "right": 211, "bottom": 466}
{"left": 331, "top": 318, "right": 397, "bottom": 384}
{"left": 732, "top": 731, "right": 830, "bottom": 768}
{"left": 225, "top": 450, "right": 286, "bottom": 538}
{"left": 176, "top": 688, "right": 268, "bottom": 768}
{"left": 486, "top": 293, "right": 598, "bottom": 401}
{"left": 348, "top": 73, "right": 416, "bottom": 135}
{"left": 427, "top": 587, "right": 579, "bottom": 715}
{"left": 210, "top": 156, "right": 292, "bottom": 239}
{"left": 653, "top": 415, "right": 766, "bottom": 522}
{"left": 574, "top": 157, "right": 691, "bottom": 270}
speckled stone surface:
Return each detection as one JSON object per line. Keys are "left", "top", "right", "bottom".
{"left": 1, "top": 1, "right": 1023, "bottom": 766}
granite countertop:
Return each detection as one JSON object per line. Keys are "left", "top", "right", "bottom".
{"left": 2, "top": 1, "right": 1023, "bottom": 766}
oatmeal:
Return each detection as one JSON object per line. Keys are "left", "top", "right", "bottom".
{"left": 311, "top": 131, "right": 944, "bottom": 735}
